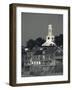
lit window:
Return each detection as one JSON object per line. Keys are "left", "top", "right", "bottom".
{"left": 37, "top": 61, "right": 38, "bottom": 64}
{"left": 39, "top": 61, "right": 41, "bottom": 64}
{"left": 31, "top": 61, "right": 33, "bottom": 64}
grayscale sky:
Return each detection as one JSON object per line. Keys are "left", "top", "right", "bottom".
{"left": 21, "top": 13, "right": 63, "bottom": 46}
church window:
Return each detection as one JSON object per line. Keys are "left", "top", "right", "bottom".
{"left": 48, "top": 37, "right": 50, "bottom": 39}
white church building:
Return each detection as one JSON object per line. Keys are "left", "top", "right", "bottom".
{"left": 42, "top": 24, "right": 56, "bottom": 46}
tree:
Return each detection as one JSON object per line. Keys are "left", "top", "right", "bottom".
{"left": 59, "top": 34, "right": 63, "bottom": 46}
{"left": 21, "top": 46, "right": 25, "bottom": 68}
{"left": 26, "top": 37, "right": 45, "bottom": 49}
{"left": 26, "top": 39, "right": 35, "bottom": 49}
{"left": 55, "top": 34, "right": 63, "bottom": 46}
{"left": 35, "top": 37, "right": 45, "bottom": 47}
{"left": 22, "top": 46, "right": 25, "bottom": 55}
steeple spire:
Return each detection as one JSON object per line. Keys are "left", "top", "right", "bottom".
{"left": 48, "top": 24, "right": 52, "bottom": 36}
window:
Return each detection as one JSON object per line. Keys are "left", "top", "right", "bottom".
{"left": 31, "top": 61, "right": 33, "bottom": 64}
{"left": 39, "top": 61, "right": 41, "bottom": 64}
{"left": 37, "top": 61, "right": 38, "bottom": 64}
{"left": 48, "top": 37, "right": 50, "bottom": 39}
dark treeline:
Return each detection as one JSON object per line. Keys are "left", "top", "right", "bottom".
{"left": 26, "top": 37, "right": 45, "bottom": 49}
{"left": 54, "top": 34, "right": 63, "bottom": 46}
{"left": 24, "top": 34, "right": 63, "bottom": 50}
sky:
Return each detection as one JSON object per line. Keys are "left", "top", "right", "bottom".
{"left": 21, "top": 13, "right": 63, "bottom": 46}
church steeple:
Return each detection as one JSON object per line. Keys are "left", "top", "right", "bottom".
{"left": 48, "top": 24, "right": 52, "bottom": 36}
{"left": 42, "top": 24, "right": 55, "bottom": 46}
{"left": 46, "top": 24, "right": 54, "bottom": 42}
